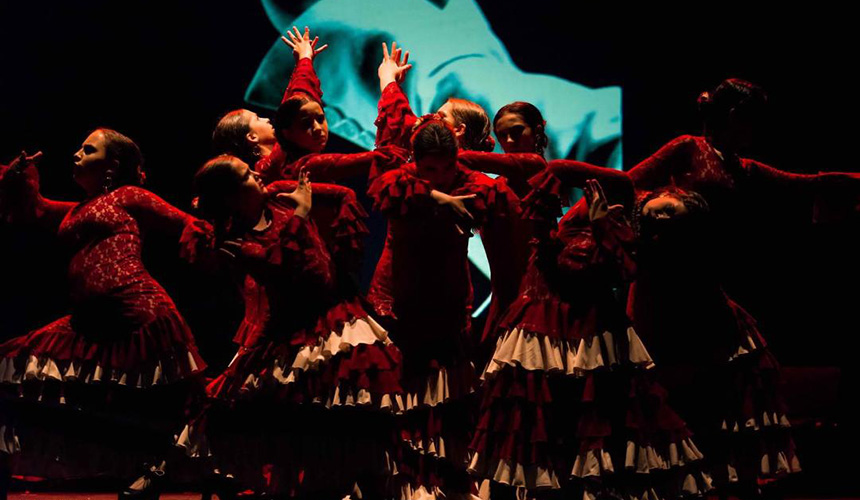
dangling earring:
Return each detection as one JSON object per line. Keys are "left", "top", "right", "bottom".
{"left": 103, "top": 170, "right": 114, "bottom": 193}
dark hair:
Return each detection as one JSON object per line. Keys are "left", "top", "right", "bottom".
{"left": 212, "top": 109, "right": 259, "bottom": 166}
{"left": 632, "top": 187, "right": 710, "bottom": 237}
{"left": 97, "top": 128, "right": 145, "bottom": 187}
{"left": 493, "top": 101, "right": 548, "bottom": 156}
{"left": 274, "top": 94, "right": 313, "bottom": 150}
{"left": 411, "top": 116, "right": 459, "bottom": 162}
{"left": 193, "top": 155, "right": 245, "bottom": 230}
{"left": 446, "top": 98, "right": 495, "bottom": 152}
{"left": 698, "top": 78, "right": 767, "bottom": 132}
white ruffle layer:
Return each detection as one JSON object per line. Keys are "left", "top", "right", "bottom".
{"left": 0, "top": 352, "right": 200, "bottom": 388}
{"left": 724, "top": 449, "right": 801, "bottom": 482}
{"left": 175, "top": 422, "right": 210, "bottom": 458}
{"left": 483, "top": 327, "right": 654, "bottom": 380}
{"left": 467, "top": 453, "right": 560, "bottom": 490}
{"left": 624, "top": 439, "right": 704, "bottom": 473}
{"left": 392, "top": 363, "right": 474, "bottom": 414}
{"left": 396, "top": 482, "right": 481, "bottom": 500}
{"left": 728, "top": 334, "right": 764, "bottom": 362}
{"left": 721, "top": 412, "right": 791, "bottom": 433}
{"left": 240, "top": 317, "right": 400, "bottom": 410}
{"left": 0, "top": 424, "right": 20, "bottom": 455}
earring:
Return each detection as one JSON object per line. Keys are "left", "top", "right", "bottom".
{"left": 103, "top": 170, "right": 114, "bottom": 193}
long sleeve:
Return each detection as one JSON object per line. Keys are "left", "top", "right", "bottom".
{"left": 548, "top": 159, "right": 634, "bottom": 205}
{"left": 626, "top": 135, "right": 698, "bottom": 192}
{"left": 368, "top": 167, "right": 434, "bottom": 217}
{"left": 554, "top": 212, "right": 637, "bottom": 283}
{"left": 0, "top": 162, "right": 75, "bottom": 229}
{"left": 285, "top": 57, "right": 323, "bottom": 104}
{"left": 375, "top": 81, "right": 417, "bottom": 151}
{"left": 742, "top": 159, "right": 860, "bottom": 223}
{"left": 116, "top": 186, "right": 196, "bottom": 235}
{"left": 293, "top": 148, "right": 404, "bottom": 184}
{"left": 234, "top": 215, "right": 334, "bottom": 304}
{"left": 267, "top": 181, "right": 369, "bottom": 271}
{"left": 457, "top": 151, "right": 547, "bottom": 198}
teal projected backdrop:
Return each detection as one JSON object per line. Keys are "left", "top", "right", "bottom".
{"left": 246, "top": 0, "right": 622, "bottom": 316}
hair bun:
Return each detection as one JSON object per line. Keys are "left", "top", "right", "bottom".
{"left": 480, "top": 135, "right": 496, "bottom": 152}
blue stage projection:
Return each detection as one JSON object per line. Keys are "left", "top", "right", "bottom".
{"left": 246, "top": 0, "right": 622, "bottom": 316}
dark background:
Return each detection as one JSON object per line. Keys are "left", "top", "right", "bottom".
{"left": 1, "top": 1, "right": 858, "bottom": 494}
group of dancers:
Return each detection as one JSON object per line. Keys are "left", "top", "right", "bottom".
{"left": 1, "top": 26, "right": 857, "bottom": 500}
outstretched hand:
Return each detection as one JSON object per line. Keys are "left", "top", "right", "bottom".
{"left": 281, "top": 26, "right": 328, "bottom": 61}
{"left": 583, "top": 178, "right": 623, "bottom": 222}
{"left": 275, "top": 168, "right": 312, "bottom": 218}
{"left": 431, "top": 190, "right": 476, "bottom": 234}
{"left": 378, "top": 41, "right": 412, "bottom": 92}
{"left": 1, "top": 150, "right": 44, "bottom": 223}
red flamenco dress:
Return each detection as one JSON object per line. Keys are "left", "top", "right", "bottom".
{"left": 0, "top": 167, "right": 207, "bottom": 480}
{"left": 623, "top": 135, "right": 858, "bottom": 490}
{"left": 375, "top": 79, "right": 544, "bottom": 358}
{"left": 257, "top": 55, "right": 404, "bottom": 185}
{"left": 468, "top": 169, "right": 712, "bottom": 500}
{"left": 176, "top": 183, "right": 402, "bottom": 498}
{"left": 367, "top": 162, "right": 519, "bottom": 500}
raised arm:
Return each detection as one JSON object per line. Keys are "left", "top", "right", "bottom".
{"left": 280, "top": 26, "right": 327, "bottom": 105}
{"left": 0, "top": 151, "right": 75, "bottom": 229}
{"left": 375, "top": 42, "right": 417, "bottom": 151}
{"left": 256, "top": 26, "right": 329, "bottom": 178}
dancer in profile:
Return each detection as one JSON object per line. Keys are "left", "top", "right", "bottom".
{"left": 0, "top": 130, "right": 208, "bottom": 498}
{"left": 213, "top": 27, "right": 403, "bottom": 186}
{"left": 469, "top": 159, "right": 710, "bottom": 500}
{"left": 180, "top": 158, "right": 401, "bottom": 499}
{"left": 624, "top": 78, "right": 860, "bottom": 496}
{"left": 376, "top": 45, "right": 549, "bottom": 358}
{"left": 629, "top": 185, "right": 800, "bottom": 499}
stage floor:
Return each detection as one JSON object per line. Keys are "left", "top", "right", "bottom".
{"left": 6, "top": 496, "right": 860, "bottom": 500}
{"left": 8, "top": 495, "right": 201, "bottom": 500}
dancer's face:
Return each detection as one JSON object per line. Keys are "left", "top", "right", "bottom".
{"left": 436, "top": 102, "right": 466, "bottom": 140}
{"left": 417, "top": 153, "right": 458, "bottom": 191}
{"left": 243, "top": 110, "right": 276, "bottom": 147}
{"left": 279, "top": 101, "right": 329, "bottom": 153}
{"left": 73, "top": 130, "right": 113, "bottom": 194}
{"left": 230, "top": 159, "right": 267, "bottom": 221}
{"left": 641, "top": 194, "right": 689, "bottom": 221}
{"left": 494, "top": 112, "right": 536, "bottom": 154}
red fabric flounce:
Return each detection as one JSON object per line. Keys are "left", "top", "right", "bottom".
{"left": 178, "top": 219, "right": 215, "bottom": 264}
{"left": 368, "top": 168, "right": 433, "bottom": 216}
{"left": 497, "top": 293, "right": 596, "bottom": 342}
{"left": 375, "top": 82, "right": 418, "bottom": 151}
{"left": 521, "top": 169, "right": 567, "bottom": 224}
{"left": 0, "top": 311, "right": 205, "bottom": 388}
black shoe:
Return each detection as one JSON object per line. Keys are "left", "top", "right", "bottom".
{"left": 118, "top": 465, "right": 166, "bottom": 500}
{"left": 201, "top": 470, "right": 241, "bottom": 500}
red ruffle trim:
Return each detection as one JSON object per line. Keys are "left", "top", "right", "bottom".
{"left": 521, "top": 169, "right": 567, "bottom": 224}
{"left": 0, "top": 311, "right": 205, "bottom": 386}
{"left": 178, "top": 219, "right": 215, "bottom": 264}
{"left": 497, "top": 293, "right": 600, "bottom": 342}
{"left": 375, "top": 82, "right": 418, "bottom": 151}
{"left": 453, "top": 176, "right": 520, "bottom": 229}
{"left": 330, "top": 194, "right": 370, "bottom": 260}
{"left": 368, "top": 168, "right": 433, "bottom": 215}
